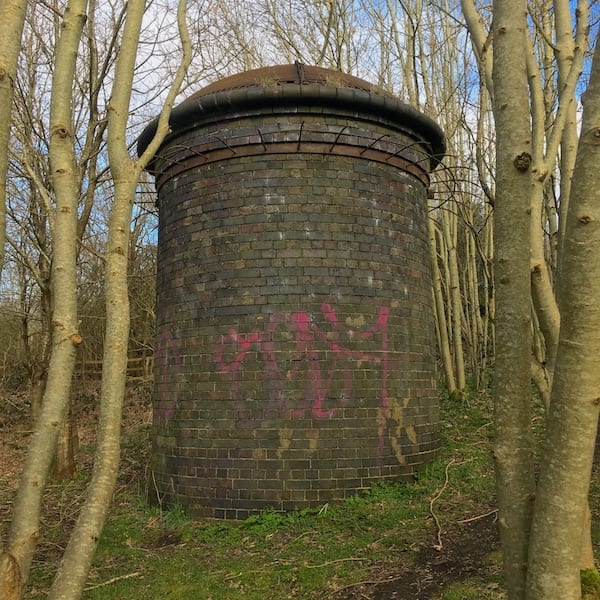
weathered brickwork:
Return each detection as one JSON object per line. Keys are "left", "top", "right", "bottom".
{"left": 143, "top": 66, "right": 445, "bottom": 519}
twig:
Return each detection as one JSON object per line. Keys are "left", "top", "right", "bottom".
{"left": 305, "top": 557, "right": 364, "bottom": 569}
{"left": 327, "top": 574, "right": 406, "bottom": 598}
{"left": 459, "top": 508, "right": 498, "bottom": 524}
{"left": 83, "top": 571, "right": 141, "bottom": 591}
{"left": 224, "top": 556, "right": 365, "bottom": 581}
{"left": 224, "top": 568, "right": 266, "bottom": 581}
{"left": 289, "top": 530, "right": 313, "bottom": 544}
{"left": 429, "top": 458, "right": 457, "bottom": 551}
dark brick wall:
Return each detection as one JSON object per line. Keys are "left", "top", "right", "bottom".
{"left": 151, "top": 107, "right": 441, "bottom": 519}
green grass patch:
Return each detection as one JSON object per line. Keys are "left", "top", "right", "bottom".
{"left": 19, "top": 387, "right": 509, "bottom": 599}
{"left": 435, "top": 580, "right": 505, "bottom": 600}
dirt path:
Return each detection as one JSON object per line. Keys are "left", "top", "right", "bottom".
{"left": 334, "top": 512, "right": 501, "bottom": 600}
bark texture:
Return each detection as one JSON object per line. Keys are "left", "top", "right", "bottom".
{"left": 0, "top": 0, "right": 27, "bottom": 278}
{"left": 526, "top": 31, "right": 600, "bottom": 600}
{"left": 490, "top": 2, "right": 536, "bottom": 598}
{"left": 0, "top": 2, "right": 87, "bottom": 596}
{"left": 48, "top": 2, "right": 191, "bottom": 597}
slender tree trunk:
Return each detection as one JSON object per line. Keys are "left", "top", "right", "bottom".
{"left": 26, "top": 280, "right": 51, "bottom": 423}
{"left": 441, "top": 207, "right": 466, "bottom": 391}
{"left": 477, "top": 197, "right": 494, "bottom": 382}
{"left": 530, "top": 306, "right": 550, "bottom": 410}
{"left": 49, "top": 2, "right": 191, "bottom": 596}
{"left": 526, "top": 32, "right": 600, "bottom": 600}
{"left": 554, "top": 0, "right": 581, "bottom": 292}
{"left": 29, "top": 372, "right": 46, "bottom": 423}
{"left": 529, "top": 175, "right": 560, "bottom": 380}
{"left": 0, "top": 2, "right": 86, "bottom": 597}
{"left": 0, "top": 0, "right": 27, "bottom": 279}
{"left": 460, "top": 0, "right": 493, "bottom": 100}
{"left": 491, "top": 2, "right": 537, "bottom": 598}
{"left": 462, "top": 207, "right": 483, "bottom": 388}
{"left": 526, "top": 0, "right": 587, "bottom": 382}
{"left": 51, "top": 404, "right": 78, "bottom": 480}
{"left": 428, "top": 215, "right": 456, "bottom": 394}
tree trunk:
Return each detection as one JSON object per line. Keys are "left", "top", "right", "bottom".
{"left": 48, "top": 2, "right": 192, "bottom": 597}
{"left": 29, "top": 370, "right": 46, "bottom": 424}
{"left": 427, "top": 215, "right": 456, "bottom": 394}
{"left": 441, "top": 206, "right": 466, "bottom": 392}
{"left": 490, "top": 2, "right": 537, "bottom": 598}
{"left": 526, "top": 31, "right": 600, "bottom": 599}
{"left": 553, "top": 0, "right": 581, "bottom": 293}
{"left": 0, "top": 2, "right": 86, "bottom": 596}
{"left": 462, "top": 207, "right": 484, "bottom": 388}
{"left": 51, "top": 402, "right": 78, "bottom": 480}
{"left": 0, "top": 0, "right": 27, "bottom": 278}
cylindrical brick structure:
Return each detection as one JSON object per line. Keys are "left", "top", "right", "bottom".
{"left": 139, "top": 64, "right": 445, "bottom": 519}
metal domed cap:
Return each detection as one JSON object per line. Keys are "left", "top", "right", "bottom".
{"left": 188, "top": 63, "right": 390, "bottom": 98}
{"left": 137, "top": 63, "right": 445, "bottom": 167}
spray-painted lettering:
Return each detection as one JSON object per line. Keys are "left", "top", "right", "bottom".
{"left": 213, "top": 304, "right": 389, "bottom": 419}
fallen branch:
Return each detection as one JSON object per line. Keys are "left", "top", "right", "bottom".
{"left": 429, "top": 458, "right": 457, "bottom": 551}
{"left": 83, "top": 571, "right": 141, "bottom": 591}
{"left": 224, "top": 556, "right": 365, "bottom": 581}
{"left": 327, "top": 574, "right": 406, "bottom": 598}
{"left": 305, "top": 557, "right": 364, "bottom": 569}
{"left": 459, "top": 508, "right": 498, "bottom": 524}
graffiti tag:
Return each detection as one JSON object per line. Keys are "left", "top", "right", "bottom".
{"left": 214, "top": 304, "right": 389, "bottom": 419}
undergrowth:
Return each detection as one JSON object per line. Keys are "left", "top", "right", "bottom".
{"left": 1, "top": 384, "right": 511, "bottom": 599}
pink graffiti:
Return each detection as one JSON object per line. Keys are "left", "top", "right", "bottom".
{"left": 154, "top": 327, "right": 182, "bottom": 426}
{"left": 213, "top": 304, "right": 389, "bottom": 419}
{"left": 213, "top": 329, "right": 260, "bottom": 389}
{"left": 320, "top": 303, "right": 389, "bottom": 453}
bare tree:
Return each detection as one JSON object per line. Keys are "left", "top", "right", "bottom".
{"left": 5, "top": 0, "right": 114, "bottom": 471}
{"left": 487, "top": 2, "right": 537, "bottom": 596}
{"left": 461, "top": 0, "right": 598, "bottom": 597}
{"left": 47, "top": 0, "right": 191, "bottom": 596}
{"left": 0, "top": 0, "right": 28, "bottom": 279}
{"left": 0, "top": 2, "right": 88, "bottom": 595}
{"left": 526, "top": 29, "right": 600, "bottom": 600}
{"left": 0, "top": 0, "right": 191, "bottom": 597}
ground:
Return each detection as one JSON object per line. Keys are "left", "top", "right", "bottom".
{"left": 331, "top": 513, "right": 501, "bottom": 600}
{"left": 374, "top": 514, "right": 500, "bottom": 599}
{"left": 1, "top": 384, "right": 596, "bottom": 599}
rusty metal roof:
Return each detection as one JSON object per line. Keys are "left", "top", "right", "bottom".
{"left": 186, "top": 63, "right": 391, "bottom": 101}
{"left": 138, "top": 63, "right": 445, "bottom": 167}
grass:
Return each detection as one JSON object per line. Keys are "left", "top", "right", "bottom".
{"left": 435, "top": 581, "right": 504, "bottom": 600}
{"left": 81, "top": 489, "right": 428, "bottom": 599}
{"left": 3, "top": 384, "right": 509, "bottom": 599}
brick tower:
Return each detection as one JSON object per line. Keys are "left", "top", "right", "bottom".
{"left": 138, "top": 64, "right": 445, "bottom": 519}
